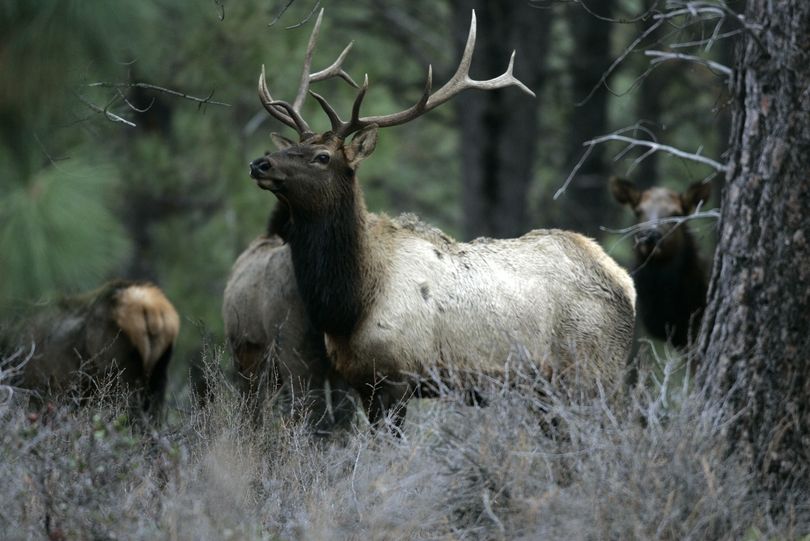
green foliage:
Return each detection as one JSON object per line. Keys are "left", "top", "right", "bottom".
{"left": 0, "top": 158, "right": 129, "bottom": 303}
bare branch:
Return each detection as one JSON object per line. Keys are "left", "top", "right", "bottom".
{"left": 554, "top": 144, "right": 595, "bottom": 201}
{"left": 602, "top": 205, "right": 720, "bottom": 273}
{"left": 602, "top": 209, "right": 721, "bottom": 237}
{"left": 531, "top": 0, "right": 661, "bottom": 24}
{"left": 654, "top": 2, "right": 766, "bottom": 53}
{"left": 74, "top": 92, "right": 136, "bottom": 127}
{"left": 576, "top": 17, "right": 666, "bottom": 106}
{"left": 555, "top": 125, "right": 727, "bottom": 200}
{"left": 669, "top": 28, "right": 744, "bottom": 50}
{"left": 284, "top": 1, "right": 321, "bottom": 30}
{"left": 645, "top": 50, "right": 733, "bottom": 79}
{"left": 268, "top": 0, "right": 296, "bottom": 27}
{"left": 33, "top": 133, "right": 70, "bottom": 167}
{"left": 116, "top": 89, "right": 155, "bottom": 113}
{"left": 267, "top": 0, "right": 321, "bottom": 29}
{"left": 587, "top": 133, "right": 728, "bottom": 172}
{"left": 87, "top": 82, "right": 231, "bottom": 107}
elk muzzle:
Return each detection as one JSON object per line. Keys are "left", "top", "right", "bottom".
{"left": 249, "top": 156, "right": 285, "bottom": 191}
{"left": 634, "top": 229, "right": 663, "bottom": 257}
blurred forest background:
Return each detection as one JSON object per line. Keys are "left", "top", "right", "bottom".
{"left": 0, "top": 0, "right": 731, "bottom": 386}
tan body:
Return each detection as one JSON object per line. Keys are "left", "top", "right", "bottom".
{"left": 326, "top": 214, "right": 637, "bottom": 415}
{"left": 223, "top": 234, "right": 355, "bottom": 431}
{"left": 6, "top": 281, "right": 179, "bottom": 416}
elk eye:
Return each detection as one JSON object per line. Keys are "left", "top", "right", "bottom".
{"left": 315, "top": 153, "right": 330, "bottom": 164}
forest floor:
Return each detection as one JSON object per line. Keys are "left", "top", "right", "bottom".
{"left": 1, "top": 344, "right": 808, "bottom": 540}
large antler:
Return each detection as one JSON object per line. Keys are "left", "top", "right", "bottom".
{"left": 258, "top": 8, "right": 357, "bottom": 139}
{"left": 310, "top": 10, "right": 536, "bottom": 140}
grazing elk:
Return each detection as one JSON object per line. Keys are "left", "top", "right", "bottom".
{"left": 610, "top": 177, "right": 712, "bottom": 349}
{"left": 1, "top": 280, "right": 179, "bottom": 417}
{"left": 223, "top": 204, "right": 356, "bottom": 432}
{"left": 248, "top": 10, "right": 637, "bottom": 426}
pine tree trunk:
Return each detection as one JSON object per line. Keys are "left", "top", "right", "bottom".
{"left": 698, "top": 0, "right": 810, "bottom": 495}
{"left": 451, "top": 0, "right": 548, "bottom": 239}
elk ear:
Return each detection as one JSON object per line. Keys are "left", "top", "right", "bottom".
{"left": 609, "top": 176, "right": 641, "bottom": 207}
{"left": 681, "top": 181, "right": 712, "bottom": 214}
{"left": 345, "top": 125, "right": 378, "bottom": 167}
{"left": 270, "top": 133, "right": 295, "bottom": 150}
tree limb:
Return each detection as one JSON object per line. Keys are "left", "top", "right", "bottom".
{"left": 645, "top": 50, "right": 733, "bottom": 79}
{"left": 86, "top": 82, "right": 231, "bottom": 108}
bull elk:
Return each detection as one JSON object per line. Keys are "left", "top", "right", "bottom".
{"left": 247, "top": 10, "right": 637, "bottom": 426}
{"left": 1, "top": 280, "right": 179, "bottom": 417}
{"left": 610, "top": 177, "right": 711, "bottom": 349}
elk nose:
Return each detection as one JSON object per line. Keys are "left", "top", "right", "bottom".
{"left": 638, "top": 229, "right": 663, "bottom": 246}
{"left": 249, "top": 157, "right": 272, "bottom": 178}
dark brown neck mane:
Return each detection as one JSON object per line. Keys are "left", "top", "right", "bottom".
{"left": 284, "top": 174, "right": 380, "bottom": 337}
{"left": 266, "top": 201, "right": 291, "bottom": 240}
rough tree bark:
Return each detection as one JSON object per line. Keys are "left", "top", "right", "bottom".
{"left": 451, "top": 0, "right": 549, "bottom": 239}
{"left": 552, "top": 1, "right": 614, "bottom": 237}
{"left": 698, "top": 0, "right": 810, "bottom": 496}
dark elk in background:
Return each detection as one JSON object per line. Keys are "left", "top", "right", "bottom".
{"left": 610, "top": 177, "right": 711, "bottom": 349}
{"left": 2, "top": 280, "right": 179, "bottom": 417}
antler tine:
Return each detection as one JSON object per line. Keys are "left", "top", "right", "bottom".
{"left": 292, "top": 10, "right": 359, "bottom": 110}
{"left": 311, "top": 42, "right": 359, "bottom": 88}
{"left": 258, "top": 64, "right": 298, "bottom": 130}
{"left": 336, "top": 66, "right": 433, "bottom": 138}
{"left": 424, "top": 10, "right": 535, "bottom": 108}
{"left": 348, "top": 75, "right": 370, "bottom": 128}
{"left": 334, "top": 10, "right": 534, "bottom": 138}
{"left": 291, "top": 8, "right": 325, "bottom": 111}
{"left": 309, "top": 90, "right": 343, "bottom": 132}
{"left": 268, "top": 100, "right": 313, "bottom": 138}
{"left": 259, "top": 8, "right": 358, "bottom": 137}
{"left": 318, "top": 74, "right": 369, "bottom": 139}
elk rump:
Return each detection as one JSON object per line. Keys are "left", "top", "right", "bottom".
{"left": 2, "top": 280, "right": 179, "bottom": 417}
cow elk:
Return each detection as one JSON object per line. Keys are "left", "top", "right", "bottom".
{"left": 2, "top": 280, "right": 179, "bottom": 418}
{"left": 223, "top": 204, "right": 356, "bottom": 432}
{"left": 247, "top": 10, "right": 637, "bottom": 427}
{"left": 610, "top": 176, "right": 711, "bottom": 350}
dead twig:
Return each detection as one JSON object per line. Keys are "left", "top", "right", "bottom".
{"left": 645, "top": 50, "right": 733, "bottom": 79}
{"left": 74, "top": 92, "right": 136, "bottom": 127}
{"left": 268, "top": 0, "right": 321, "bottom": 29}
{"left": 86, "top": 82, "right": 230, "bottom": 108}
{"left": 555, "top": 125, "right": 727, "bottom": 200}
{"left": 284, "top": 1, "right": 321, "bottom": 30}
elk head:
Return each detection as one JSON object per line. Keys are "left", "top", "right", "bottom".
{"left": 248, "top": 8, "right": 534, "bottom": 219}
{"left": 610, "top": 177, "right": 711, "bottom": 261}
{"left": 250, "top": 129, "right": 378, "bottom": 219}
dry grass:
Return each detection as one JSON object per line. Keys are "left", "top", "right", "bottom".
{"left": 1, "top": 345, "right": 808, "bottom": 540}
